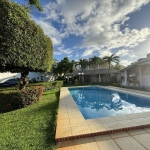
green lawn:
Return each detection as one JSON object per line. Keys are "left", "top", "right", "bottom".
{"left": 0, "top": 88, "right": 60, "bottom": 150}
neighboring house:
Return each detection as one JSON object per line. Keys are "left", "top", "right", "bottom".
{"left": 66, "top": 62, "right": 120, "bottom": 83}
{"left": 120, "top": 53, "right": 150, "bottom": 87}
{"left": 0, "top": 72, "right": 55, "bottom": 83}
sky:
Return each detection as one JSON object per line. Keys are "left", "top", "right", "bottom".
{"left": 13, "top": 0, "right": 150, "bottom": 66}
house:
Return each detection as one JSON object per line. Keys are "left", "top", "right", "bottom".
{"left": 66, "top": 62, "right": 120, "bottom": 83}
{"left": 0, "top": 72, "right": 55, "bottom": 83}
{"left": 120, "top": 53, "right": 150, "bottom": 87}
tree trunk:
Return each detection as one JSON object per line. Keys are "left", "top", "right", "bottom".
{"left": 19, "top": 70, "right": 29, "bottom": 90}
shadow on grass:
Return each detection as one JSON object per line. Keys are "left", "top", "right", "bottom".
{"left": 44, "top": 91, "right": 60, "bottom": 148}
{"left": 27, "top": 90, "right": 60, "bottom": 149}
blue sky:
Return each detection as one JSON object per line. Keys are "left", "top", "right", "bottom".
{"left": 14, "top": 0, "right": 150, "bottom": 66}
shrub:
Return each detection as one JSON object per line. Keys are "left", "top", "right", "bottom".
{"left": 0, "top": 86, "right": 44, "bottom": 113}
{"left": 29, "top": 81, "right": 63, "bottom": 91}
{"left": 113, "top": 83, "right": 121, "bottom": 87}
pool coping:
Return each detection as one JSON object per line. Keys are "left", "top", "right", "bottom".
{"left": 55, "top": 86, "right": 150, "bottom": 142}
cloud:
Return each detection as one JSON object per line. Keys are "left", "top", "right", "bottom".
{"left": 120, "top": 60, "right": 132, "bottom": 66}
{"left": 99, "top": 50, "right": 113, "bottom": 58}
{"left": 57, "top": 46, "right": 73, "bottom": 55}
{"left": 34, "top": 19, "right": 62, "bottom": 45}
{"left": 116, "top": 49, "right": 137, "bottom": 58}
{"left": 40, "top": 0, "right": 150, "bottom": 59}
{"left": 54, "top": 51, "right": 62, "bottom": 55}
{"left": 82, "top": 49, "right": 95, "bottom": 57}
{"left": 75, "top": 53, "right": 79, "bottom": 57}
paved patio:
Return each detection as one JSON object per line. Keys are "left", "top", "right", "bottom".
{"left": 57, "top": 128, "right": 150, "bottom": 150}
{"left": 56, "top": 86, "right": 150, "bottom": 149}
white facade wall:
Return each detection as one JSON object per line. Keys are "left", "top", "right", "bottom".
{"left": 142, "top": 75, "right": 150, "bottom": 86}
{"left": 120, "top": 71, "right": 126, "bottom": 86}
{"left": 0, "top": 72, "right": 55, "bottom": 83}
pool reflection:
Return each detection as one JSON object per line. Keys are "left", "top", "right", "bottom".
{"left": 69, "top": 87, "right": 150, "bottom": 119}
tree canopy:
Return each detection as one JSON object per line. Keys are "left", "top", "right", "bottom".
{"left": 52, "top": 57, "right": 71, "bottom": 76}
{"left": 26, "top": 0, "right": 43, "bottom": 11}
{"left": 0, "top": 0, "right": 53, "bottom": 73}
{"left": 103, "top": 54, "right": 119, "bottom": 82}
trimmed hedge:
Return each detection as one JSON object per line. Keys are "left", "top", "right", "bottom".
{"left": 0, "top": 86, "right": 44, "bottom": 114}
{"left": 0, "top": 0, "right": 53, "bottom": 73}
{"left": 113, "top": 83, "right": 121, "bottom": 87}
{"left": 29, "top": 81, "right": 63, "bottom": 91}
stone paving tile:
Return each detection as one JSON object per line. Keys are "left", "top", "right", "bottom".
{"left": 58, "top": 108, "right": 68, "bottom": 114}
{"left": 133, "top": 118, "right": 150, "bottom": 125}
{"left": 57, "top": 112, "right": 69, "bottom": 120}
{"left": 112, "top": 115, "right": 129, "bottom": 121}
{"left": 118, "top": 119, "right": 139, "bottom": 128}
{"left": 71, "top": 125, "right": 92, "bottom": 136}
{"left": 99, "top": 117, "right": 115, "bottom": 123}
{"left": 94, "top": 134, "right": 111, "bottom": 141}
{"left": 127, "top": 129, "right": 146, "bottom": 136}
{"left": 74, "top": 137, "right": 95, "bottom": 144}
{"left": 89, "top": 123, "right": 107, "bottom": 132}
{"left": 57, "top": 147, "right": 74, "bottom": 150}
{"left": 96, "top": 139, "right": 121, "bottom": 150}
{"left": 126, "top": 113, "right": 141, "bottom": 119}
{"left": 56, "top": 128, "right": 72, "bottom": 138}
{"left": 102, "top": 121, "right": 124, "bottom": 130}
{"left": 144, "top": 127, "right": 150, "bottom": 133}
{"left": 114, "top": 136, "right": 147, "bottom": 150}
{"left": 138, "top": 112, "right": 150, "bottom": 117}
{"left": 133, "top": 133, "right": 150, "bottom": 150}
{"left": 74, "top": 137, "right": 99, "bottom": 150}
{"left": 86, "top": 119, "right": 100, "bottom": 125}
{"left": 68, "top": 112, "right": 83, "bottom": 118}
{"left": 57, "top": 119, "right": 70, "bottom": 128}
{"left": 59, "top": 104, "right": 67, "bottom": 109}
{"left": 109, "top": 132, "right": 129, "bottom": 139}
{"left": 69, "top": 117, "right": 87, "bottom": 127}
{"left": 56, "top": 140, "right": 74, "bottom": 149}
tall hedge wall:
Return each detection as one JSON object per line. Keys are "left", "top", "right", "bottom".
{"left": 0, "top": 0, "right": 53, "bottom": 73}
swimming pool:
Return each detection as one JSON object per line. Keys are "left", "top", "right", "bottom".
{"left": 69, "top": 86, "right": 150, "bottom": 119}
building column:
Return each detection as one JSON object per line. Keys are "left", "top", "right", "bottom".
{"left": 124, "top": 70, "right": 128, "bottom": 86}
{"left": 82, "top": 74, "right": 84, "bottom": 83}
{"left": 139, "top": 66, "right": 142, "bottom": 86}
{"left": 99, "top": 74, "right": 101, "bottom": 82}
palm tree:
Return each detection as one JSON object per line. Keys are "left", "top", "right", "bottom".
{"left": 89, "top": 56, "right": 104, "bottom": 82}
{"left": 103, "top": 54, "right": 119, "bottom": 82}
{"left": 76, "top": 59, "right": 88, "bottom": 72}
{"left": 76, "top": 59, "right": 88, "bottom": 83}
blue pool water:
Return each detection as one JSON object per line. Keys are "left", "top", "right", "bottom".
{"left": 69, "top": 86, "right": 150, "bottom": 119}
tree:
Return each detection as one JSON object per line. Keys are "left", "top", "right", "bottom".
{"left": 103, "top": 54, "right": 119, "bottom": 82}
{"left": 76, "top": 59, "right": 88, "bottom": 72}
{"left": 56, "top": 57, "right": 71, "bottom": 76}
{"left": 113, "top": 62, "right": 124, "bottom": 70}
{"left": 69, "top": 60, "right": 77, "bottom": 73}
{"left": 89, "top": 56, "right": 104, "bottom": 82}
{"left": 0, "top": 0, "right": 53, "bottom": 89}
{"left": 25, "top": 0, "right": 43, "bottom": 11}
{"left": 76, "top": 59, "right": 88, "bottom": 83}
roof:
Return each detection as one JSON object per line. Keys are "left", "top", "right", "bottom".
{"left": 138, "top": 60, "right": 150, "bottom": 65}
{"left": 120, "top": 55, "right": 150, "bottom": 72}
